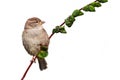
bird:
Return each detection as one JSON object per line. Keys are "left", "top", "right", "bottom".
{"left": 22, "top": 17, "right": 50, "bottom": 71}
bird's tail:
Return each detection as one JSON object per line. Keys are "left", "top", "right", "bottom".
{"left": 37, "top": 58, "right": 47, "bottom": 71}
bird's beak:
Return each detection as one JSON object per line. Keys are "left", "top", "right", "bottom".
{"left": 42, "top": 21, "right": 45, "bottom": 24}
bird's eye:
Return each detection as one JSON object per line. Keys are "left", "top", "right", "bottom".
{"left": 35, "top": 20, "right": 38, "bottom": 23}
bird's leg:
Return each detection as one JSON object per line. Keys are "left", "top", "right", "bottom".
{"left": 31, "top": 55, "right": 37, "bottom": 63}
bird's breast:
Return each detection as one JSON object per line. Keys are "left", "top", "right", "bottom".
{"left": 22, "top": 28, "right": 49, "bottom": 55}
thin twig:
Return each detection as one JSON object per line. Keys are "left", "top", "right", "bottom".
{"left": 21, "top": 56, "right": 37, "bottom": 80}
{"left": 21, "top": 0, "right": 102, "bottom": 79}
{"left": 48, "top": 0, "right": 95, "bottom": 39}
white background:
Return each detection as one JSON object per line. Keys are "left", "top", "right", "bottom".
{"left": 0, "top": 0, "right": 119, "bottom": 80}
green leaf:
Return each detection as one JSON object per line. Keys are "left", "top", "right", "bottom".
{"left": 98, "top": 0, "right": 108, "bottom": 3}
{"left": 37, "top": 50, "right": 48, "bottom": 58}
{"left": 83, "top": 5, "right": 89, "bottom": 11}
{"left": 65, "top": 19, "right": 73, "bottom": 27}
{"left": 89, "top": 5, "right": 96, "bottom": 12}
{"left": 52, "top": 26, "right": 59, "bottom": 33}
{"left": 65, "top": 15, "right": 75, "bottom": 27}
{"left": 69, "top": 15, "right": 75, "bottom": 22}
{"left": 72, "top": 9, "right": 84, "bottom": 17}
{"left": 83, "top": 5, "right": 95, "bottom": 12}
{"left": 90, "top": 2, "right": 101, "bottom": 7}
{"left": 59, "top": 26, "right": 67, "bottom": 33}
{"left": 52, "top": 29, "right": 58, "bottom": 33}
{"left": 52, "top": 26, "right": 67, "bottom": 33}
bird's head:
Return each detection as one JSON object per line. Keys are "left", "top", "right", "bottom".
{"left": 24, "top": 17, "right": 45, "bottom": 29}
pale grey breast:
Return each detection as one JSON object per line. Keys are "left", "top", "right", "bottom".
{"left": 22, "top": 28, "right": 49, "bottom": 55}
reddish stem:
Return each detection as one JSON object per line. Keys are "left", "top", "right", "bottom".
{"left": 21, "top": 56, "right": 37, "bottom": 80}
{"left": 21, "top": 0, "right": 100, "bottom": 79}
{"left": 49, "top": 33, "right": 54, "bottom": 39}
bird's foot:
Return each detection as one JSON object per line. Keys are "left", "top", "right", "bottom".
{"left": 31, "top": 56, "right": 36, "bottom": 63}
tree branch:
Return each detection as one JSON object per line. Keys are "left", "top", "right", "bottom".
{"left": 21, "top": 0, "right": 108, "bottom": 79}
{"left": 21, "top": 56, "right": 37, "bottom": 80}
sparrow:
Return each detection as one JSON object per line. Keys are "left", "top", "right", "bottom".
{"left": 22, "top": 17, "right": 50, "bottom": 70}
